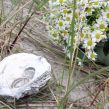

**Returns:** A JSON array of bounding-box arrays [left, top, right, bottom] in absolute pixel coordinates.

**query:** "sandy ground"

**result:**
[[0, 1, 108, 109]]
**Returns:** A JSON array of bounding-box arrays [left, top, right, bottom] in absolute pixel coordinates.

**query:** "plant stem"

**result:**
[[66, 0, 76, 94], [63, 0, 77, 108], [69, 0, 76, 68]]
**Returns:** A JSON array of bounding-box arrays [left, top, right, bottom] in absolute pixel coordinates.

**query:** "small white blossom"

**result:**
[[92, 30, 106, 42], [55, 19, 66, 30], [102, 11, 109, 22], [87, 51, 97, 61], [94, 18, 108, 31], [83, 38, 96, 50]]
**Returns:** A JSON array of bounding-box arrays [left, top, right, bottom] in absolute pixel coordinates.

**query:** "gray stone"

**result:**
[[0, 53, 51, 99]]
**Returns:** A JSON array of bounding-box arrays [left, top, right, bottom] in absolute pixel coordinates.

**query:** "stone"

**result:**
[[0, 53, 51, 99]]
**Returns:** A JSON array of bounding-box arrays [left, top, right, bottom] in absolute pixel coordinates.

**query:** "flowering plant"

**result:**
[[48, 0, 109, 63]]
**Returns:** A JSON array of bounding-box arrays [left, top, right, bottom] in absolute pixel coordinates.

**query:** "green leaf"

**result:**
[[95, 44, 109, 66]]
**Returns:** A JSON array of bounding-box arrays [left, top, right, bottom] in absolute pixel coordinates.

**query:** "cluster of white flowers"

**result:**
[[48, 0, 109, 61]]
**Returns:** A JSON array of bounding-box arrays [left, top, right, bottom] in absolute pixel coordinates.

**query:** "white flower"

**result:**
[[61, 30, 69, 40], [83, 38, 96, 50], [94, 17, 108, 31], [65, 13, 72, 22], [102, 11, 109, 22], [87, 51, 97, 61], [48, 29, 59, 40], [55, 19, 66, 30], [61, 8, 69, 16], [92, 30, 106, 42]]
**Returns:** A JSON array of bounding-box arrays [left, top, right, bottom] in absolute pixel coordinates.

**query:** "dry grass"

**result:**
[[1, 0, 109, 109]]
